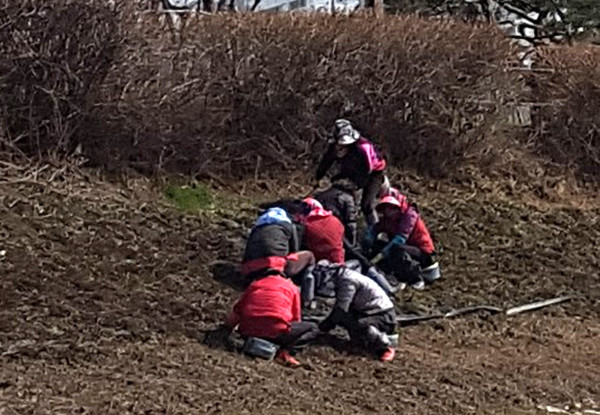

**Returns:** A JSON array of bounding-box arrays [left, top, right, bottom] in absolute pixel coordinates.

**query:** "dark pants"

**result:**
[[272, 321, 320, 352], [378, 244, 435, 284], [288, 251, 316, 307], [338, 308, 396, 352], [361, 171, 385, 226]]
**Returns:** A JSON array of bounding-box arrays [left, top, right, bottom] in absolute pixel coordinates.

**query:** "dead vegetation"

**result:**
[[81, 11, 522, 178], [1, 3, 600, 413], [1, 163, 599, 414], [0, 0, 121, 157], [525, 45, 600, 181], [1, 1, 600, 187]]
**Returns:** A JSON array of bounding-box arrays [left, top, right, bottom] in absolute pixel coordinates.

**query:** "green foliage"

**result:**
[[164, 183, 213, 213]]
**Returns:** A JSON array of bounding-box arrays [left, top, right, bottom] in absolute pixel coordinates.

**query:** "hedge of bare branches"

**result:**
[[0, 0, 121, 158], [526, 46, 600, 181], [8, 1, 600, 183], [83, 12, 522, 178]]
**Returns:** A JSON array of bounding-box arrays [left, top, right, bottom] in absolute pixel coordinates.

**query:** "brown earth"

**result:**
[[1, 164, 599, 414]]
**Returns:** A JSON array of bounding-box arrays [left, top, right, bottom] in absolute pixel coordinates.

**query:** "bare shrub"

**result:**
[[0, 5, 538, 180], [82, 13, 522, 177], [0, 0, 121, 158], [527, 45, 600, 181]]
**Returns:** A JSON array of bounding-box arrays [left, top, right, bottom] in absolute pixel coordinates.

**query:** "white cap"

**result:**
[[333, 119, 360, 145]]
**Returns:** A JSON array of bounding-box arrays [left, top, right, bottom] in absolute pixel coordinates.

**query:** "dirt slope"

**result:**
[[1, 165, 599, 414]]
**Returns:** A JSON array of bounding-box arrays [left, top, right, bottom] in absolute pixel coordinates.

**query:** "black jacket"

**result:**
[[314, 185, 357, 246], [242, 222, 300, 263], [316, 143, 372, 188]]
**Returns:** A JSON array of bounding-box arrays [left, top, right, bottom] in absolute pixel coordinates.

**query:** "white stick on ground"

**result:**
[[505, 296, 572, 316]]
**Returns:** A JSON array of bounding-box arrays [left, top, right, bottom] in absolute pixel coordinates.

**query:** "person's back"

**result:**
[[336, 267, 394, 314], [243, 222, 295, 262], [314, 181, 358, 246], [230, 274, 301, 339], [241, 208, 298, 277], [303, 213, 345, 264]]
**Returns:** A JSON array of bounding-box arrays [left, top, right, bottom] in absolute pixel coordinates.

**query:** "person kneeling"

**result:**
[[317, 261, 396, 362], [225, 272, 320, 368], [364, 194, 440, 290]]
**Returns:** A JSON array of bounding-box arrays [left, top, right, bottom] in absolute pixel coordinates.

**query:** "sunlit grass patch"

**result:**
[[164, 182, 213, 213]]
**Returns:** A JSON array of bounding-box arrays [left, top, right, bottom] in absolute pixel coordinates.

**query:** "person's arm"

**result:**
[[373, 208, 419, 263], [344, 238, 371, 270], [316, 144, 336, 181], [361, 224, 379, 256], [225, 295, 245, 328], [292, 285, 302, 322], [318, 307, 345, 332], [342, 194, 358, 246], [290, 222, 302, 253], [319, 277, 356, 332]]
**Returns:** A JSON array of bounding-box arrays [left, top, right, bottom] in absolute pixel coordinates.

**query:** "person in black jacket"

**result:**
[[315, 119, 387, 226], [241, 206, 316, 308], [314, 178, 358, 248]]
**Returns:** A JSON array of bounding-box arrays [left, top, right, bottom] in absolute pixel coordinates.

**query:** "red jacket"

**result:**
[[303, 215, 345, 264], [226, 274, 301, 339], [377, 206, 435, 254]]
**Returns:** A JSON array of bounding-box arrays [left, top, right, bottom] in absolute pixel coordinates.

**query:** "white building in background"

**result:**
[[161, 0, 359, 13], [251, 0, 359, 13]]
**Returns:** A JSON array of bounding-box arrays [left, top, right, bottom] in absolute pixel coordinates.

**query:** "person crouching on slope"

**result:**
[[297, 198, 345, 265], [364, 194, 439, 290], [317, 260, 397, 362], [241, 207, 316, 308], [225, 272, 320, 367]]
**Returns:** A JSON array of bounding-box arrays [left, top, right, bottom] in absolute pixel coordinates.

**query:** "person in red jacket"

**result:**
[[364, 194, 440, 290], [298, 198, 345, 264], [225, 273, 320, 367]]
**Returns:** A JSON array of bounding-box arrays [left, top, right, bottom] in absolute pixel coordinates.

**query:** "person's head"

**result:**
[[298, 197, 331, 222], [383, 186, 401, 199], [314, 259, 343, 286], [302, 196, 320, 210], [259, 199, 306, 217], [376, 195, 408, 221], [331, 119, 360, 157]]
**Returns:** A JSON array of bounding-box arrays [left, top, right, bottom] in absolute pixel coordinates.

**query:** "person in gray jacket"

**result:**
[[317, 261, 397, 362]]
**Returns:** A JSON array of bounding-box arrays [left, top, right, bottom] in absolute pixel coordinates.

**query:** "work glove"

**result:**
[[319, 307, 344, 333], [372, 235, 407, 264]]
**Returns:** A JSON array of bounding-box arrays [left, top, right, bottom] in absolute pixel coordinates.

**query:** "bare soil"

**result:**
[[1, 165, 599, 414]]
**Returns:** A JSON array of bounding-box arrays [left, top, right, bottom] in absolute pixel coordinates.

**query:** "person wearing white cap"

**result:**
[[315, 119, 388, 226]]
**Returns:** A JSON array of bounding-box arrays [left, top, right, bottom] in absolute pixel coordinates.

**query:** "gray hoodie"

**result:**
[[334, 267, 394, 314]]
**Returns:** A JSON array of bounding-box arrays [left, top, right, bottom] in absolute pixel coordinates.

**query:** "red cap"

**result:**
[[376, 194, 408, 212]]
